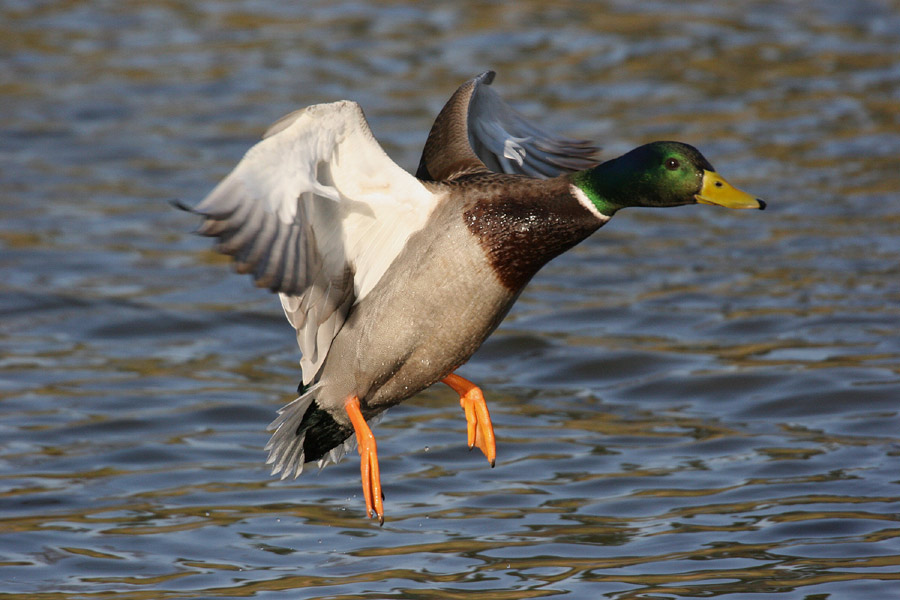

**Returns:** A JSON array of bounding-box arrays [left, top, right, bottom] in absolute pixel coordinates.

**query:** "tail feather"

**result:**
[[265, 386, 356, 479], [265, 392, 315, 479]]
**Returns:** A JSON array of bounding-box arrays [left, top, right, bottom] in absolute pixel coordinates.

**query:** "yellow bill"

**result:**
[[696, 170, 766, 210]]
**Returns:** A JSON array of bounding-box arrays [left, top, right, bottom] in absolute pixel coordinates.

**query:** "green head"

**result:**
[[572, 141, 765, 217]]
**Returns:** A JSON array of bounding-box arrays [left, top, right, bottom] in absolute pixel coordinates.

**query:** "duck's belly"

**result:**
[[314, 204, 518, 420]]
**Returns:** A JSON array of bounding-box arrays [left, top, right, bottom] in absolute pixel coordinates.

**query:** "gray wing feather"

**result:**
[[416, 71, 598, 182]]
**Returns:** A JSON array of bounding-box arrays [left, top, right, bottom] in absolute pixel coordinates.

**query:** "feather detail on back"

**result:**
[[187, 101, 441, 383], [416, 71, 599, 182]]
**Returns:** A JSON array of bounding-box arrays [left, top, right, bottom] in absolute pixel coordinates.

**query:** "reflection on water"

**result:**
[[2, 0, 900, 598]]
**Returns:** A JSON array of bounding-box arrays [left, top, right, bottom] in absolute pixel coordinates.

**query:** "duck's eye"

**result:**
[[665, 158, 680, 171]]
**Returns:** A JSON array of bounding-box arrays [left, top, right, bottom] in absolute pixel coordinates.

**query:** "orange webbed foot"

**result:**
[[345, 396, 384, 524], [442, 373, 496, 467]]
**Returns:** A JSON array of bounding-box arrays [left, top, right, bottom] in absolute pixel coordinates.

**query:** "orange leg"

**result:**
[[345, 396, 384, 524], [442, 373, 496, 467]]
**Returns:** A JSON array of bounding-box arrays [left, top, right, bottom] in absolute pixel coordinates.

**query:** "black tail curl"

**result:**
[[296, 399, 353, 463]]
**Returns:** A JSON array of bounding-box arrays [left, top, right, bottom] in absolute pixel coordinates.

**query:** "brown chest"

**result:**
[[463, 182, 602, 291]]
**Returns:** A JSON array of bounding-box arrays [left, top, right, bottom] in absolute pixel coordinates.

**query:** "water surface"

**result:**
[[2, 1, 900, 598]]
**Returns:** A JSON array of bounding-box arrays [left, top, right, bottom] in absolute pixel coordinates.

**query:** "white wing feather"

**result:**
[[192, 101, 439, 383]]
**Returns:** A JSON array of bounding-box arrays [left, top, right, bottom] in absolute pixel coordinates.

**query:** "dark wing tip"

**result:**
[[169, 198, 195, 213], [478, 70, 496, 85]]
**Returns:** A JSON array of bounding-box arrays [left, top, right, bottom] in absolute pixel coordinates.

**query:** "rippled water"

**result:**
[[3, 1, 900, 598]]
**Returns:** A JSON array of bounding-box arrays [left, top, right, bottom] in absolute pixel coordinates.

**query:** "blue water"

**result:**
[[2, 1, 900, 598]]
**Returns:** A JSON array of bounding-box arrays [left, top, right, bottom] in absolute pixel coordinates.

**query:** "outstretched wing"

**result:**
[[187, 101, 440, 383], [416, 71, 598, 182]]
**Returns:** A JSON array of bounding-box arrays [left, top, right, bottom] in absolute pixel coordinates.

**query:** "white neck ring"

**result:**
[[570, 184, 611, 223]]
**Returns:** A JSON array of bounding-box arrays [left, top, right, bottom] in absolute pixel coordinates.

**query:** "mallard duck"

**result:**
[[181, 71, 764, 524]]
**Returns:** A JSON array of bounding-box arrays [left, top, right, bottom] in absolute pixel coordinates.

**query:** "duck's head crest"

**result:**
[[574, 141, 765, 216]]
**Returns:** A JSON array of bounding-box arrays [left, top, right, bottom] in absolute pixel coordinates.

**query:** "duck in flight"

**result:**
[[181, 71, 765, 524]]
